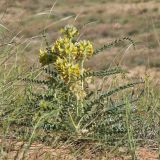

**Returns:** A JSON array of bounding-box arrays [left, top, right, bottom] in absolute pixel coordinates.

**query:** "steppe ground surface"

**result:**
[[0, 0, 160, 159]]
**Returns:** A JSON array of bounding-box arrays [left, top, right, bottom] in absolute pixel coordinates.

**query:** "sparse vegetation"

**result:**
[[0, 0, 159, 159]]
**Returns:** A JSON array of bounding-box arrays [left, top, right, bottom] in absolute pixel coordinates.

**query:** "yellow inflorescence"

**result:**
[[39, 25, 93, 100], [60, 24, 79, 38], [39, 49, 55, 66], [52, 37, 78, 59], [76, 40, 94, 60], [69, 81, 86, 101], [55, 57, 80, 82]]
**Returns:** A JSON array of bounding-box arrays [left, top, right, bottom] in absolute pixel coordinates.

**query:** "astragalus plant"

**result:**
[[5, 25, 144, 145]]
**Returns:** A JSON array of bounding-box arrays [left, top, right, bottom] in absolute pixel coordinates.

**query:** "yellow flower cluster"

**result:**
[[55, 57, 80, 82], [39, 49, 55, 66], [76, 40, 93, 60], [52, 37, 77, 59], [69, 81, 86, 101], [39, 25, 94, 100], [60, 24, 79, 38]]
